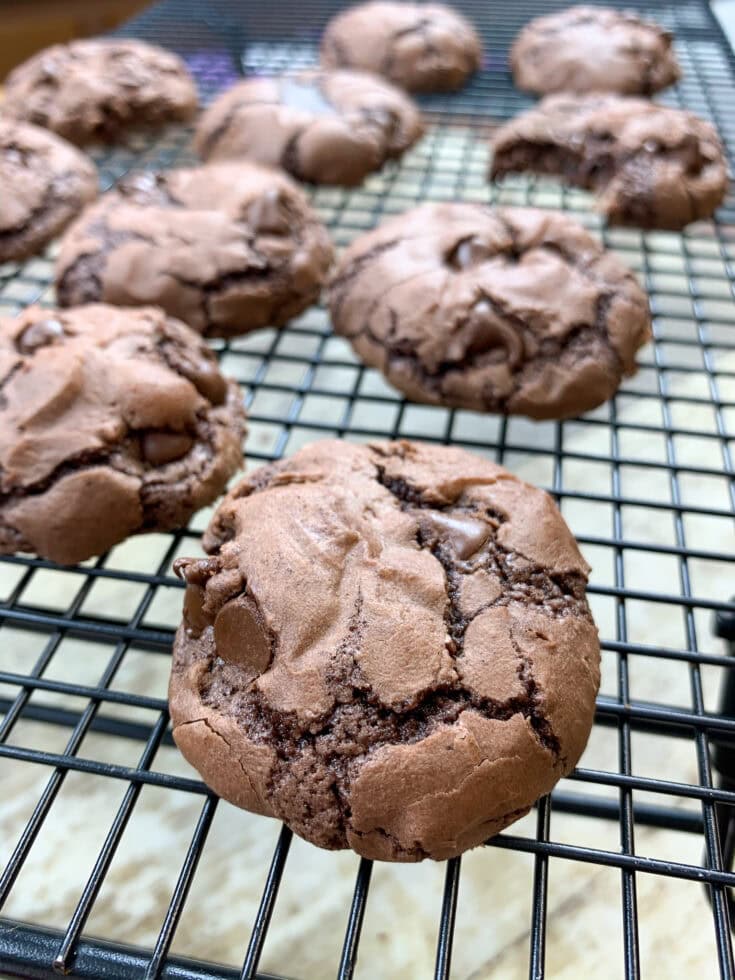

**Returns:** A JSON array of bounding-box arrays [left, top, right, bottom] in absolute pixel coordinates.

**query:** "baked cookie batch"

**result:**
[[0, 4, 727, 861]]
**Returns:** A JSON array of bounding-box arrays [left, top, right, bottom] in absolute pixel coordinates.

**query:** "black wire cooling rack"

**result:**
[[1, 0, 735, 977]]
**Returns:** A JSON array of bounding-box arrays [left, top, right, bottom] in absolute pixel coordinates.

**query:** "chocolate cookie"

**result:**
[[2, 39, 198, 145], [320, 1, 482, 93], [0, 119, 98, 264], [55, 163, 334, 337], [511, 6, 680, 96], [194, 70, 424, 186], [169, 439, 600, 861], [0, 305, 245, 565], [490, 94, 728, 229], [328, 204, 651, 419]]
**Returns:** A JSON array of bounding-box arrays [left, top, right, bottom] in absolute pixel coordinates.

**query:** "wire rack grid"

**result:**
[[0, 0, 734, 978]]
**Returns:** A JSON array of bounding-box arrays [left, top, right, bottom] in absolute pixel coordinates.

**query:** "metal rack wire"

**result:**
[[0, 0, 734, 977]]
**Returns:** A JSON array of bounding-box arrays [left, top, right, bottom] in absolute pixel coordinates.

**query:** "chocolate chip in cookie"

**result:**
[[0, 304, 245, 564], [490, 94, 728, 229], [194, 69, 424, 186], [328, 203, 651, 419], [55, 162, 334, 337]]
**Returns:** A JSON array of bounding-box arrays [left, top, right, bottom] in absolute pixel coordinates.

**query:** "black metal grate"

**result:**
[[1, 0, 735, 977]]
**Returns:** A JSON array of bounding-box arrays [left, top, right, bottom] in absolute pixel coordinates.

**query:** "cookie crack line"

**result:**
[[0, 414, 218, 507], [164, 250, 314, 337], [196, 93, 297, 161], [0, 361, 23, 403], [327, 231, 449, 322], [174, 715, 262, 802], [371, 456, 566, 758], [371, 456, 588, 612], [280, 126, 309, 182], [382, 17, 436, 78], [0, 446, 122, 502], [512, 632, 564, 764], [56, 219, 156, 303]]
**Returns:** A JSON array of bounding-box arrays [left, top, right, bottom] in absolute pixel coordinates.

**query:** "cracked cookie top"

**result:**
[[511, 5, 680, 96], [0, 119, 98, 264], [327, 203, 651, 419], [169, 439, 600, 861], [0, 304, 245, 564], [320, 1, 482, 93], [55, 162, 334, 337], [2, 39, 198, 145], [194, 70, 424, 186], [490, 94, 728, 230]]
